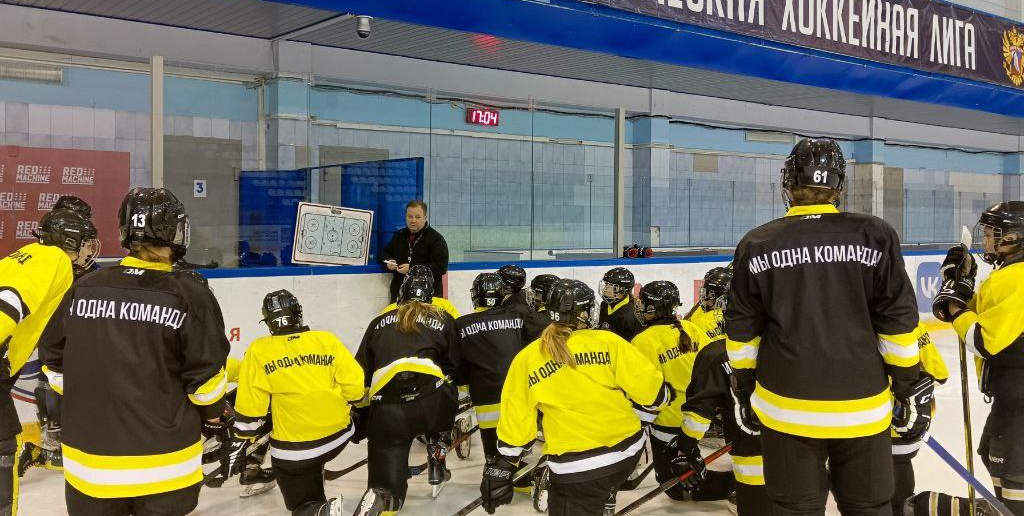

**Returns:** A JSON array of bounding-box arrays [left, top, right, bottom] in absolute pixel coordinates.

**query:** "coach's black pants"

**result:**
[[366, 383, 458, 508], [65, 482, 201, 516], [762, 427, 893, 516]]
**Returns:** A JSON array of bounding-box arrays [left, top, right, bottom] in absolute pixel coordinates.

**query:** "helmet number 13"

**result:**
[[131, 213, 146, 228]]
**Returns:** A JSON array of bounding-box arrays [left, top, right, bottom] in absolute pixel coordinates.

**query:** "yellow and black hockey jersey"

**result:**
[[496, 329, 670, 482], [452, 305, 528, 429], [680, 338, 763, 486], [631, 320, 705, 433], [39, 256, 230, 498], [356, 308, 458, 399], [233, 329, 365, 463], [726, 204, 920, 439], [687, 306, 725, 346], [598, 297, 644, 342], [953, 261, 1024, 399], [0, 243, 73, 380], [380, 297, 460, 319]]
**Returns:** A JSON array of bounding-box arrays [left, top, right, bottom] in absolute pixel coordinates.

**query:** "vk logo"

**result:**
[[916, 262, 941, 312]]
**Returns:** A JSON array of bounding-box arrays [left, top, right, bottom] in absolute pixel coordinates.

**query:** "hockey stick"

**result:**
[[619, 462, 655, 491], [612, 443, 732, 516], [323, 424, 480, 481], [924, 436, 1015, 516], [448, 456, 549, 516], [958, 225, 978, 515]]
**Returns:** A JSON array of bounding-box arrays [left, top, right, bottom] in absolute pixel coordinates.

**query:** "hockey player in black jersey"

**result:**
[[597, 267, 643, 342], [528, 274, 560, 313], [39, 188, 230, 516], [354, 273, 460, 515], [726, 139, 924, 516], [931, 201, 1024, 516], [454, 273, 528, 456], [499, 265, 548, 341]]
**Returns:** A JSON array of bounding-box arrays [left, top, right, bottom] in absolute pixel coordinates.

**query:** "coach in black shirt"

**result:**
[[381, 200, 449, 302]]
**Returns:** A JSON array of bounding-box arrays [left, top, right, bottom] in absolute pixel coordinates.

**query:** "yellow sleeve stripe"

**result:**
[[41, 365, 63, 395], [732, 455, 765, 486], [726, 335, 760, 370], [0, 288, 26, 323], [952, 311, 985, 356], [681, 411, 711, 440], [877, 334, 921, 368], [188, 368, 227, 406]]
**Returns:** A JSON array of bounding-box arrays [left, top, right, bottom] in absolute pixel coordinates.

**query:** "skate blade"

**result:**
[[239, 481, 277, 498], [431, 482, 447, 499]]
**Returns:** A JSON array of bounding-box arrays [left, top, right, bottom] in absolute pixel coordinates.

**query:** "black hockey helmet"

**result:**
[[599, 267, 634, 305], [529, 274, 560, 308], [261, 289, 304, 335], [975, 201, 1024, 267], [398, 273, 434, 304], [699, 266, 734, 311], [35, 209, 100, 269], [546, 279, 596, 329], [408, 264, 433, 281], [635, 281, 681, 321], [471, 272, 504, 309], [497, 264, 527, 294], [54, 195, 93, 218], [782, 138, 846, 207], [118, 188, 190, 261]]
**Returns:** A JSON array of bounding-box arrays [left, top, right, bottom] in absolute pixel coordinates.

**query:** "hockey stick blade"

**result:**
[[619, 462, 656, 491], [612, 443, 733, 516], [325, 425, 481, 481], [924, 436, 1015, 516], [449, 457, 548, 516], [961, 225, 973, 250]]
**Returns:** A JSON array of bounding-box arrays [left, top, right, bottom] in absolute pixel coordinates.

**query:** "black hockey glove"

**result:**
[[480, 455, 520, 514], [892, 376, 934, 442], [728, 369, 761, 436], [933, 245, 977, 322], [666, 435, 706, 489], [350, 405, 369, 445], [201, 419, 229, 442]]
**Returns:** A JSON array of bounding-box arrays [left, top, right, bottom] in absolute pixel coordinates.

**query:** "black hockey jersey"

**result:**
[[39, 256, 230, 498], [725, 204, 919, 439], [453, 306, 528, 429], [598, 297, 643, 342], [502, 294, 549, 343], [356, 308, 458, 399]]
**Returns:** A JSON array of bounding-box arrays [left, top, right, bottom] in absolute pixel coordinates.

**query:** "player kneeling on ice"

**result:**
[[220, 290, 365, 515], [630, 281, 724, 502], [353, 272, 460, 516], [480, 279, 673, 516], [40, 188, 229, 516], [927, 201, 1024, 516]]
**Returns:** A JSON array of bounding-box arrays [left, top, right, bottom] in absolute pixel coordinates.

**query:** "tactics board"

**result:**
[[291, 202, 374, 266]]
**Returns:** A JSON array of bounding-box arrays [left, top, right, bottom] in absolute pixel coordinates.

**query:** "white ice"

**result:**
[[19, 326, 993, 516]]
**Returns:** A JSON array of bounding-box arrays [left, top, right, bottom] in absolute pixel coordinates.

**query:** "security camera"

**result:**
[[355, 16, 372, 39]]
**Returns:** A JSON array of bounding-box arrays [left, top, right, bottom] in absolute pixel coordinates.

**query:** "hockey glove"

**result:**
[[350, 405, 369, 445], [932, 276, 975, 323], [666, 435, 706, 489], [892, 376, 934, 442], [729, 369, 761, 436], [220, 436, 250, 478], [480, 455, 520, 514], [940, 245, 977, 283]]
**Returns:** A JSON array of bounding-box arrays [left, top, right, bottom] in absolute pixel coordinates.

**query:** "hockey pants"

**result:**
[[65, 481, 201, 516], [366, 383, 458, 509], [979, 397, 1024, 515], [272, 439, 346, 516], [0, 381, 20, 516], [548, 453, 639, 516], [762, 427, 894, 516]]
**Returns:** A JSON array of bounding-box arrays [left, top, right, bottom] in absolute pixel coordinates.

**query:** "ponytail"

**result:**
[[397, 300, 444, 334], [540, 323, 577, 369], [673, 320, 697, 353]]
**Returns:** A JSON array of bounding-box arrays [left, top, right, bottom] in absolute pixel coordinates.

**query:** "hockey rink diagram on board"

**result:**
[[291, 202, 374, 266]]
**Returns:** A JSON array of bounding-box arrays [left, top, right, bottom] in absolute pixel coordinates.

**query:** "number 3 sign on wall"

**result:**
[[194, 179, 207, 198]]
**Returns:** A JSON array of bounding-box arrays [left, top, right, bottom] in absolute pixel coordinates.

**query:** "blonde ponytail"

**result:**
[[397, 300, 444, 334], [540, 323, 577, 369]]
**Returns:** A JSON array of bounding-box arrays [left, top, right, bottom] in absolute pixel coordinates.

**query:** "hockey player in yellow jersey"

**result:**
[[0, 208, 96, 514], [480, 279, 673, 516], [686, 266, 732, 345], [224, 289, 365, 516], [932, 201, 1024, 516], [380, 265, 460, 319], [630, 281, 720, 502], [40, 188, 229, 516], [354, 272, 460, 516]]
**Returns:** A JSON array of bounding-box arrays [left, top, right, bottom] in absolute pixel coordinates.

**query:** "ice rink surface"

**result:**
[[20, 326, 992, 516]]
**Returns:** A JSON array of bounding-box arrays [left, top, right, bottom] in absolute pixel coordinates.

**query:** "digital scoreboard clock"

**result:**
[[466, 107, 500, 127]]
